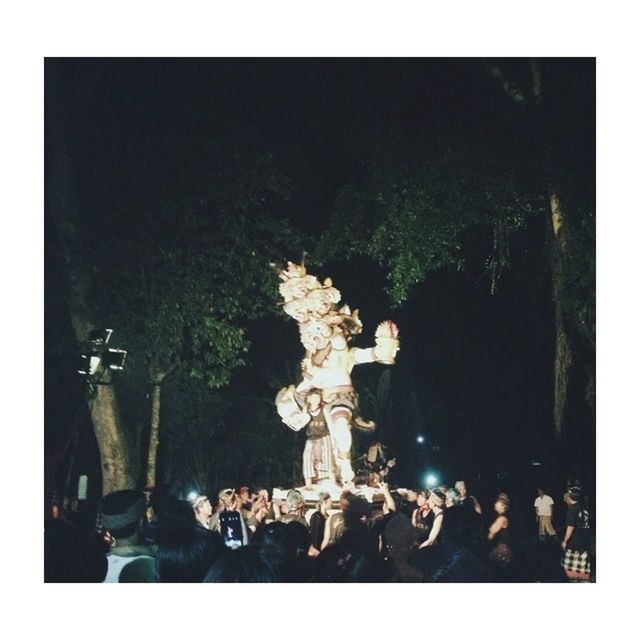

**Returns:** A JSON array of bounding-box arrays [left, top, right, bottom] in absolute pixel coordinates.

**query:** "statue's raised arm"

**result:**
[[274, 262, 399, 487]]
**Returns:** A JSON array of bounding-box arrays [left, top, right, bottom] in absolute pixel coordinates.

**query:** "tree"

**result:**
[[56, 161, 303, 493], [315, 59, 594, 441], [483, 58, 595, 439], [46, 61, 305, 494]]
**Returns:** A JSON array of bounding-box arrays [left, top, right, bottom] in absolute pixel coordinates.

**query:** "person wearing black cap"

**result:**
[[101, 489, 155, 582], [209, 488, 250, 549], [561, 486, 591, 582]]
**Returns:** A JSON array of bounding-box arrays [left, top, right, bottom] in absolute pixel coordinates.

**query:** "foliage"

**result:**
[[315, 132, 538, 305], [70, 152, 303, 391], [562, 206, 595, 350], [162, 371, 296, 492]]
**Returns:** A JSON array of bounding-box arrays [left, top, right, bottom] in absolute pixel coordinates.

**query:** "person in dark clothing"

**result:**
[[456, 480, 484, 549], [252, 520, 311, 581], [210, 488, 250, 548], [309, 492, 332, 555], [339, 494, 379, 556], [313, 540, 389, 582], [441, 487, 465, 547], [486, 493, 514, 578], [101, 489, 156, 583], [278, 488, 310, 529], [205, 544, 288, 583], [412, 490, 434, 544], [382, 512, 422, 582], [367, 482, 398, 548], [561, 486, 591, 582], [192, 494, 213, 530], [418, 488, 446, 548], [45, 518, 108, 582], [321, 491, 350, 550], [156, 526, 223, 582]]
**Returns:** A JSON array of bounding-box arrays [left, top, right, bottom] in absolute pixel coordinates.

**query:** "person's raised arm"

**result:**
[[272, 499, 282, 522], [419, 513, 442, 548], [351, 347, 377, 364], [380, 482, 396, 512], [239, 511, 250, 545]]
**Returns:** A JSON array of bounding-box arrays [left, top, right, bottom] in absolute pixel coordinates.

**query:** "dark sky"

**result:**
[[46, 58, 595, 489]]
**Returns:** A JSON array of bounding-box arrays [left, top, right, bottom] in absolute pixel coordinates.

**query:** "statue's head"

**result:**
[[299, 318, 332, 352]]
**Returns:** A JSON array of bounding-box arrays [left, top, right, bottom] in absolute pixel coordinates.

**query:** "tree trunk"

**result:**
[[548, 190, 572, 441], [145, 382, 162, 489], [484, 59, 592, 442], [50, 193, 141, 495], [145, 362, 177, 489], [47, 64, 140, 497], [90, 375, 139, 495]]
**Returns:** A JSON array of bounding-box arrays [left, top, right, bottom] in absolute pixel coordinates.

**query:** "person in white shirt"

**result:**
[[534, 487, 557, 540], [101, 489, 155, 583]]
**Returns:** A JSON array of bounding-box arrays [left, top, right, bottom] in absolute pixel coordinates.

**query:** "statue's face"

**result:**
[[300, 319, 332, 352]]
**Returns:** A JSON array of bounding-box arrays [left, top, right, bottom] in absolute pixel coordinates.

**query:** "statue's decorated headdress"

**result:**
[[277, 262, 363, 354]]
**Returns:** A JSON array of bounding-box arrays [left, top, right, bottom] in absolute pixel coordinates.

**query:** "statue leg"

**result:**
[[315, 436, 334, 484], [326, 406, 354, 483], [302, 439, 314, 488]]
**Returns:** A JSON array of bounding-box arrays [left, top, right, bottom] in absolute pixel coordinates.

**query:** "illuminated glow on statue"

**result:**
[[275, 262, 399, 487]]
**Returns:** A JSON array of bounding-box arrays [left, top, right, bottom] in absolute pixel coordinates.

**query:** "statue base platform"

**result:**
[[272, 483, 409, 506]]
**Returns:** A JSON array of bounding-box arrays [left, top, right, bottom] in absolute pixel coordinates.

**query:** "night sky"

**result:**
[[45, 58, 595, 499]]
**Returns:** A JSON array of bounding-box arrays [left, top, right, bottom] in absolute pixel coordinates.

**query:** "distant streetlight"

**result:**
[[425, 473, 438, 488], [416, 435, 425, 444]]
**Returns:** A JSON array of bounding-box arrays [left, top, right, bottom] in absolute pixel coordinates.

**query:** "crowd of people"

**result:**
[[44, 478, 594, 583]]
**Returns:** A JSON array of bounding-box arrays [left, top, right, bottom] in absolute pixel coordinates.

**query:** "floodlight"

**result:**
[[77, 330, 127, 383], [101, 348, 127, 371], [77, 355, 102, 376]]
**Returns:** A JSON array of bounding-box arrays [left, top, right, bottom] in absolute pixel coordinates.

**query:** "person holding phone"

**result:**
[[209, 488, 249, 549]]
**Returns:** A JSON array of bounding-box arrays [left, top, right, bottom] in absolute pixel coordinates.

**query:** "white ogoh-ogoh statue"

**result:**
[[275, 262, 399, 486]]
